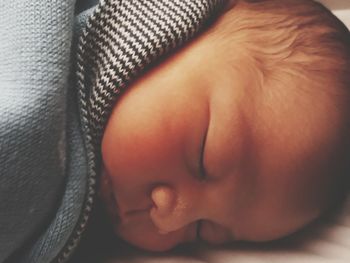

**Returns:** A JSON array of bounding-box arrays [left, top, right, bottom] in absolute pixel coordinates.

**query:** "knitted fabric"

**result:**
[[0, 1, 76, 262]]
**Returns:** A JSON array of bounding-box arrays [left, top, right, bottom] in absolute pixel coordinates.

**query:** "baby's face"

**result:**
[[100, 29, 345, 251]]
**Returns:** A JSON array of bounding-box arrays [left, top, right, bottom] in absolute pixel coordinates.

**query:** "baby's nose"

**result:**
[[151, 186, 177, 218], [150, 185, 201, 234]]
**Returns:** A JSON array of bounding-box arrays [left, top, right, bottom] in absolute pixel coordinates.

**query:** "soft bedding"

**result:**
[[72, 1, 350, 262]]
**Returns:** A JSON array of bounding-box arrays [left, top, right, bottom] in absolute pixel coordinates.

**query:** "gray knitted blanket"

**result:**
[[0, 0, 226, 262], [0, 0, 77, 262]]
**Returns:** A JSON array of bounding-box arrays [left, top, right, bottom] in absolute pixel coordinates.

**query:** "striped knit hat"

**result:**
[[77, 0, 227, 147]]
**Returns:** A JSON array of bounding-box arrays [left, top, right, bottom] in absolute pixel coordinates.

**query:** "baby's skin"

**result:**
[[99, 0, 349, 252]]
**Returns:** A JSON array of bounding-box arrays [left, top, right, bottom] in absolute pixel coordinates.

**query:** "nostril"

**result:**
[[150, 185, 195, 234], [151, 185, 177, 217]]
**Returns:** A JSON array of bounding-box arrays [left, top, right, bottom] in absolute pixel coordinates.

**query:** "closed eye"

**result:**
[[199, 125, 209, 179]]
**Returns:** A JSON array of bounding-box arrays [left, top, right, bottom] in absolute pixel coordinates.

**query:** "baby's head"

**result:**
[[99, 0, 350, 252]]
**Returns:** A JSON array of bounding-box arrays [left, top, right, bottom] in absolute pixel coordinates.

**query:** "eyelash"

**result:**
[[199, 131, 208, 180]]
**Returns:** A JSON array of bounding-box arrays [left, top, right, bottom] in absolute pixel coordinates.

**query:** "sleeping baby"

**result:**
[[97, 0, 350, 252]]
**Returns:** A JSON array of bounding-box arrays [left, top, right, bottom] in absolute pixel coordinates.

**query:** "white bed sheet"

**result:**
[[100, 1, 350, 262]]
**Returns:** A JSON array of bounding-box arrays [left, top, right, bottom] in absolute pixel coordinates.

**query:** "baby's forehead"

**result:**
[[119, 0, 348, 126]]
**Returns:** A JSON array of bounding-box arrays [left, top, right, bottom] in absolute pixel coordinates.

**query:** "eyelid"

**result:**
[[198, 98, 210, 180], [199, 123, 209, 179]]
